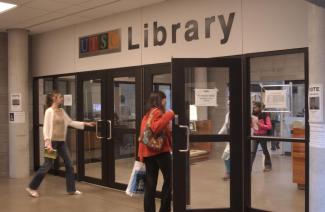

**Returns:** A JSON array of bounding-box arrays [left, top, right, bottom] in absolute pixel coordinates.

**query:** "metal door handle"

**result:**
[[107, 120, 112, 140], [179, 125, 190, 152], [96, 120, 104, 139]]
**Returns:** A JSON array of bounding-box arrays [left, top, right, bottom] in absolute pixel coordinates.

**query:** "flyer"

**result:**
[[195, 89, 218, 107], [309, 84, 323, 122], [10, 93, 22, 112]]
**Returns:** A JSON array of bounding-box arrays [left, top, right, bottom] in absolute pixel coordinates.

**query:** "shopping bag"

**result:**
[[126, 161, 146, 197]]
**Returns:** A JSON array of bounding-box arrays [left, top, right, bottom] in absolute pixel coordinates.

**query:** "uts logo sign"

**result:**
[[79, 12, 235, 58], [79, 29, 121, 58]]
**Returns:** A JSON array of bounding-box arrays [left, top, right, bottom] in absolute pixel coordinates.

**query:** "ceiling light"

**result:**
[[0, 2, 17, 14]]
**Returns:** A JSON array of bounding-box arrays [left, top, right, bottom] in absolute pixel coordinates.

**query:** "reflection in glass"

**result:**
[[113, 77, 137, 184], [153, 73, 172, 111], [84, 131, 102, 179], [83, 79, 101, 121], [185, 67, 229, 135], [38, 78, 53, 124], [250, 53, 306, 140], [114, 77, 136, 128], [251, 141, 305, 212], [187, 142, 230, 209], [115, 133, 136, 184], [56, 75, 76, 119], [250, 53, 306, 212], [182, 67, 230, 209], [83, 79, 102, 179]]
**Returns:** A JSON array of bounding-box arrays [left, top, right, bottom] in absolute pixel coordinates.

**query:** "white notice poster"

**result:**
[[189, 105, 198, 121], [195, 89, 218, 107], [264, 90, 287, 109], [64, 95, 73, 106], [309, 84, 323, 122], [10, 93, 22, 112]]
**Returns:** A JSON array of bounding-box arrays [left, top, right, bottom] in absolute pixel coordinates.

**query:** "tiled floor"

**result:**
[[0, 175, 144, 212], [0, 143, 305, 212]]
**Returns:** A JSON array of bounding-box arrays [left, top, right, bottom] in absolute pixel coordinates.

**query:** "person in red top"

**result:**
[[138, 91, 175, 212], [251, 101, 273, 172]]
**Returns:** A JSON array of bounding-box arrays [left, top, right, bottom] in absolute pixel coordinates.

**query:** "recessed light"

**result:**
[[0, 2, 17, 14]]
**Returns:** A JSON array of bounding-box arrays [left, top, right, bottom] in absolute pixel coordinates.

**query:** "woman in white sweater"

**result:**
[[26, 90, 95, 198]]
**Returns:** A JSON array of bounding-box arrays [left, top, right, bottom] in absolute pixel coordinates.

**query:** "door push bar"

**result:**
[[179, 125, 190, 153], [95, 120, 104, 139], [107, 120, 112, 140]]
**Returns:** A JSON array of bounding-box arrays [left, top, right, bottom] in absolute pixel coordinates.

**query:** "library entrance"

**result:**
[[33, 49, 308, 212]]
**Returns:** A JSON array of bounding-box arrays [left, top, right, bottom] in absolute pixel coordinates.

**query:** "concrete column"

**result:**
[[8, 29, 30, 178], [308, 3, 325, 212]]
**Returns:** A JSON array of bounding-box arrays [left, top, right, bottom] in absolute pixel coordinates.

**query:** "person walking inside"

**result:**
[[138, 91, 175, 212], [26, 90, 95, 197], [218, 112, 230, 180], [251, 101, 273, 172]]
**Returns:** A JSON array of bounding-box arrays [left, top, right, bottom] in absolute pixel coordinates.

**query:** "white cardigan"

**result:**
[[43, 107, 84, 141]]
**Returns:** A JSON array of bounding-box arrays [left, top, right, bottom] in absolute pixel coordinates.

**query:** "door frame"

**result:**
[[243, 48, 309, 212], [105, 66, 142, 190], [171, 57, 244, 212], [76, 70, 108, 186]]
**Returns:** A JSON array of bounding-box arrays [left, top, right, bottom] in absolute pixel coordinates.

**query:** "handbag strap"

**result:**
[[138, 108, 160, 142]]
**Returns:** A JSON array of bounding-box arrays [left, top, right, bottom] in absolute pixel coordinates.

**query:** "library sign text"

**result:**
[[79, 12, 235, 58]]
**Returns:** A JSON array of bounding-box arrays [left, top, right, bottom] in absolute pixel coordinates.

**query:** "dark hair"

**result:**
[[145, 91, 167, 113], [46, 90, 61, 108]]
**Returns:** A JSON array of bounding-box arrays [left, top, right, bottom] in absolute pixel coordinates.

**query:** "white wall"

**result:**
[[32, 0, 308, 77]]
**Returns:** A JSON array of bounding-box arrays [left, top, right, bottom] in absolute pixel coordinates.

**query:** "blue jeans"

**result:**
[[224, 159, 230, 174], [29, 141, 76, 193]]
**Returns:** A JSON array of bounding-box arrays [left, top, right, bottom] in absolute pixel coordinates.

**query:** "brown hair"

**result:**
[[46, 90, 61, 108], [145, 91, 167, 113]]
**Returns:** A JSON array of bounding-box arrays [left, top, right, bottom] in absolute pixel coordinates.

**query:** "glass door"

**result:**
[[106, 68, 141, 189], [172, 58, 243, 212], [77, 71, 107, 185]]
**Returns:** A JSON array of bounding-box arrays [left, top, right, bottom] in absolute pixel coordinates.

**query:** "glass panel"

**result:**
[[251, 140, 305, 212], [83, 79, 102, 121], [114, 77, 136, 128], [250, 53, 306, 140], [187, 142, 230, 209], [55, 75, 76, 119], [84, 131, 102, 179], [113, 77, 136, 184], [153, 73, 171, 111], [83, 79, 102, 179], [38, 78, 53, 124], [114, 132, 136, 184], [185, 67, 229, 135]]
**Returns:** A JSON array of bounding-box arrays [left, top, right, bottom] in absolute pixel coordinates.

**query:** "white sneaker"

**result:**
[[68, 190, 82, 195], [26, 187, 39, 198]]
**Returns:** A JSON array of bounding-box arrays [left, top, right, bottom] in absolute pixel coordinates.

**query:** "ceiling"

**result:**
[[0, 0, 166, 34]]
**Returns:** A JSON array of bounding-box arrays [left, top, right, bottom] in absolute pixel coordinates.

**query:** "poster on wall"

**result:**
[[264, 90, 287, 109], [195, 89, 218, 107], [10, 93, 22, 112], [309, 84, 323, 122], [64, 95, 73, 106]]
